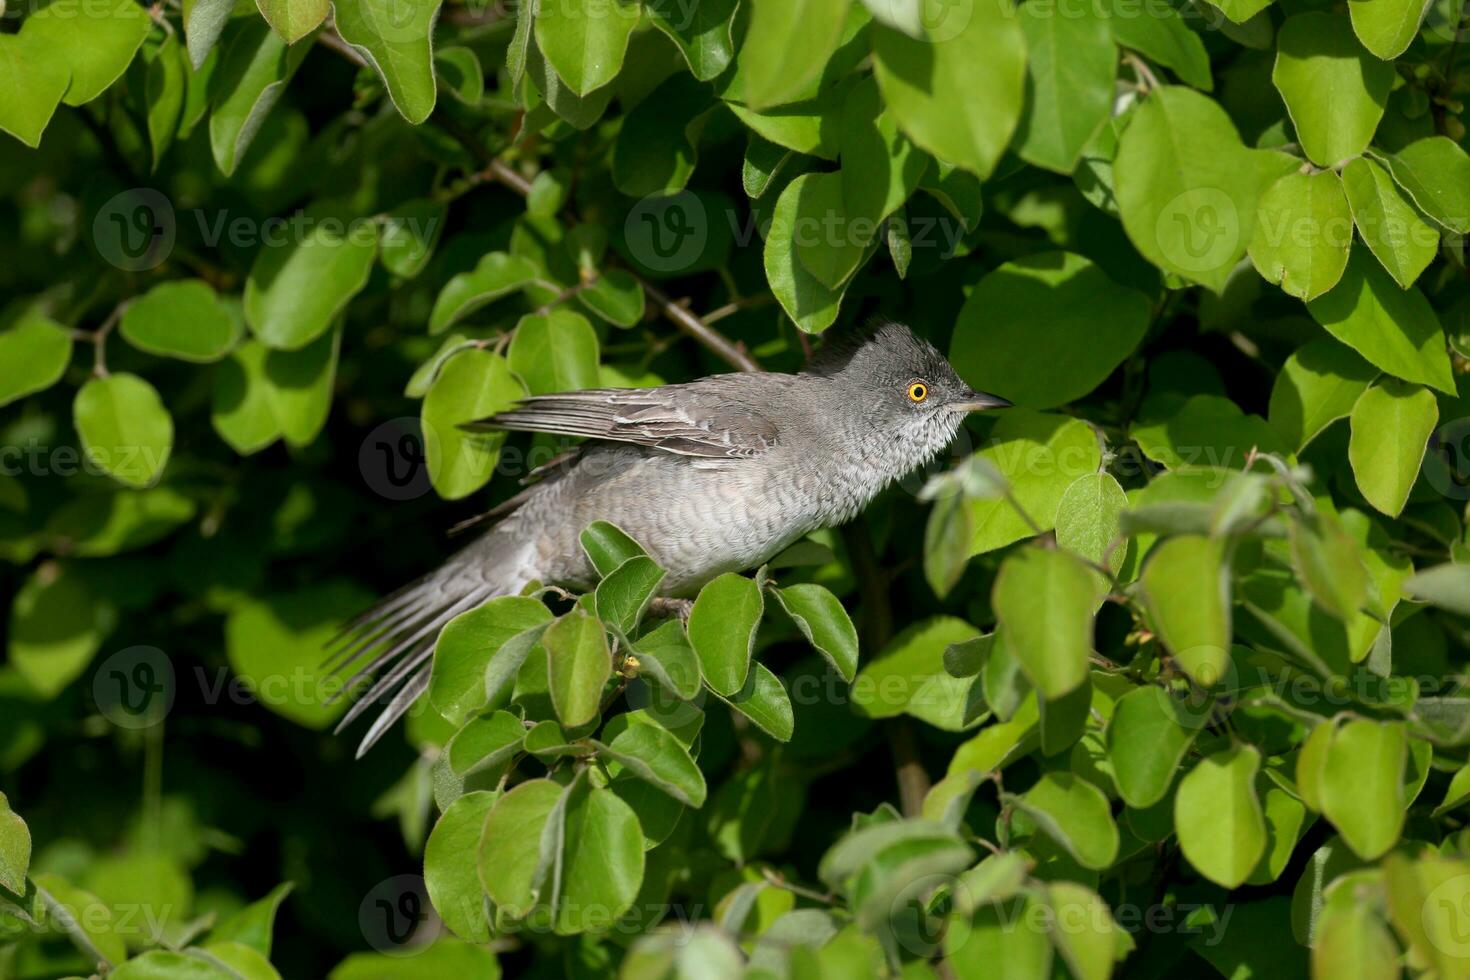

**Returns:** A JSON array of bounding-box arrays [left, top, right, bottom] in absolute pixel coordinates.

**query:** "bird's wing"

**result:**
[[464, 378, 781, 459]]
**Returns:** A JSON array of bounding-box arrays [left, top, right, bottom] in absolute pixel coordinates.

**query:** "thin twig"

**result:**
[[317, 27, 367, 67], [1121, 50, 1161, 92]]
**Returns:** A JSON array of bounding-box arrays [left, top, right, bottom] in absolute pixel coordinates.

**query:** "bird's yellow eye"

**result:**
[[907, 381, 928, 403]]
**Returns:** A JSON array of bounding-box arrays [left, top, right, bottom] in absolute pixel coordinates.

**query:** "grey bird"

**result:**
[[330, 320, 1010, 755]]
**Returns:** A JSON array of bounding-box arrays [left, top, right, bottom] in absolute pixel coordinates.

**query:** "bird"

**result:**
[[328, 320, 1011, 755]]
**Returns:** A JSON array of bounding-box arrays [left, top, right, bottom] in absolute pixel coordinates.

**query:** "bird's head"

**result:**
[[809, 320, 1010, 450]]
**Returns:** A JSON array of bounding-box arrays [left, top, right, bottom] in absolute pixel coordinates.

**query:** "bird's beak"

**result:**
[[948, 389, 1012, 412]]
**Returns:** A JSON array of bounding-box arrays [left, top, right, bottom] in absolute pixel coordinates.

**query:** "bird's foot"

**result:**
[[648, 597, 694, 624]]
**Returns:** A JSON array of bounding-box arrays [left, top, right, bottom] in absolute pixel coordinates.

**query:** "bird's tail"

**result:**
[[325, 532, 525, 757]]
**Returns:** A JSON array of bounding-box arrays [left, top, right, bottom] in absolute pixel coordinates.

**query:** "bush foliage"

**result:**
[[4, 0, 1470, 977]]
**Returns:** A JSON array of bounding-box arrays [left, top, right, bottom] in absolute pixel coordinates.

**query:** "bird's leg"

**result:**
[[648, 597, 694, 624]]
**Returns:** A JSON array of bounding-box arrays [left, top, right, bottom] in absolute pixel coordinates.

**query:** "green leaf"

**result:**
[[445, 710, 525, 778], [992, 548, 1097, 700], [924, 483, 974, 598], [554, 782, 644, 934], [852, 617, 985, 731], [121, 280, 242, 363], [688, 573, 764, 696], [0, 792, 30, 895], [1175, 746, 1267, 888], [25, 0, 151, 107], [145, 35, 188, 170], [1322, 719, 1406, 859], [209, 20, 312, 176], [839, 75, 927, 225], [209, 882, 293, 956], [1249, 170, 1354, 301], [594, 718, 707, 806], [185, 0, 235, 69], [1015, 772, 1120, 870], [1406, 563, 1470, 617], [0, 29, 69, 147], [478, 778, 561, 916], [263, 326, 340, 448], [0, 312, 71, 407], [1140, 535, 1231, 687], [1107, 0, 1212, 91], [1055, 473, 1128, 583], [1289, 515, 1370, 620], [533, 0, 639, 96], [1201, 0, 1272, 23], [1340, 156, 1438, 289], [1248, 783, 1310, 886], [577, 270, 645, 327], [1306, 246, 1454, 394], [507, 310, 601, 395], [334, 0, 443, 124], [74, 373, 174, 489], [212, 340, 283, 454], [969, 411, 1102, 555], [34, 873, 127, 969], [328, 938, 499, 978], [1273, 13, 1393, 168], [946, 896, 1054, 980], [594, 556, 665, 636], [256, 0, 328, 43], [525, 37, 616, 130], [794, 171, 872, 290], [629, 621, 701, 701], [1108, 685, 1199, 808], [1113, 86, 1262, 292], [646, 0, 738, 80], [9, 564, 115, 700], [1014, 0, 1114, 173], [951, 251, 1152, 409], [544, 610, 610, 729], [765, 174, 860, 332], [244, 210, 377, 350], [424, 790, 496, 942], [1268, 337, 1377, 452], [580, 521, 647, 577], [1380, 136, 1470, 235], [1313, 901, 1400, 980], [380, 199, 447, 279], [735, 0, 850, 111], [1348, 379, 1438, 517], [421, 349, 523, 500], [613, 72, 710, 199], [770, 583, 859, 683], [1350, 0, 1433, 61], [429, 252, 538, 334], [872, 0, 1026, 179], [225, 584, 369, 729], [715, 663, 794, 741]]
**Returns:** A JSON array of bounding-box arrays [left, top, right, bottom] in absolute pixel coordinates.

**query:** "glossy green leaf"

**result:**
[[839, 75, 928, 225], [335, 0, 443, 124], [770, 583, 859, 683], [1348, 379, 1438, 517], [445, 711, 525, 778], [478, 778, 561, 916], [968, 411, 1103, 555], [1308, 245, 1454, 394], [25, 0, 151, 107], [263, 325, 340, 448], [577, 270, 645, 327], [1273, 13, 1393, 168], [544, 610, 611, 729], [992, 548, 1097, 700], [736, 0, 850, 110], [945, 896, 1053, 980], [594, 718, 707, 806], [244, 213, 376, 350], [1322, 719, 1406, 859], [209, 20, 312, 176], [715, 663, 794, 741], [1340, 156, 1438, 289], [145, 35, 188, 170], [1055, 473, 1128, 582], [1175, 746, 1267, 888], [0, 29, 69, 147], [380, 199, 447, 280], [212, 340, 282, 454], [421, 349, 523, 500], [424, 790, 497, 942], [872, 0, 1026, 179], [1313, 900, 1400, 980], [1268, 337, 1377, 452], [9, 565, 114, 700], [507, 310, 601, 395], [210, 882, 293, 956], [534, 0, 640, 96], [256, 0, 328, 43], [1140, 535, 1231, 687], [1380, 136, 1470, 235], [1249, 170, 1354, 301], [0, 792, 30, 895], [951, 251, 1151, 409], [0, 312, 71, 407], [1288, 515, 1370, 619], [629, 620, 702, 701], [429, 252, 538, 334], [1108, 0, 1211, 90], [74, 373, 175, 488], [688, 573, 764, 696], [646, 0, 738, 80], [121, 280, 242, 363], [580, 521, 647, 578], [1014, 0, 1114, 173], [34, 873, 127, 969], [1108, 685, 1199, 808], [1406, 563, 1470, 618], [1016, 772, 1120, 870], [594, 556, 666, 636]]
